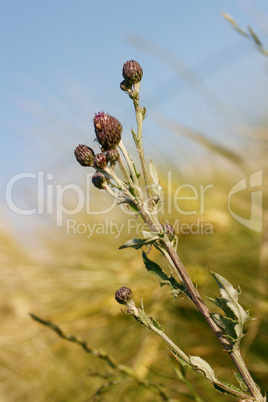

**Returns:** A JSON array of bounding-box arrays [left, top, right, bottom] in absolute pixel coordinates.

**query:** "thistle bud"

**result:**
[[163, 224, 176, 241], [115, 287, 133, 305], [93, 153, 107, 169], [92, 171, 107, 189], [120, 79, 132, 92], [106, 148, 119, 165], [128, 90, 139, 100], [74, 144, 95, 167], [122, 60, 143, 85], [94, 112, 122, 151]]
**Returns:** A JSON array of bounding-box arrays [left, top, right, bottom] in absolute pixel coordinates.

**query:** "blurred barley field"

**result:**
[[1, 127, 268, 401]]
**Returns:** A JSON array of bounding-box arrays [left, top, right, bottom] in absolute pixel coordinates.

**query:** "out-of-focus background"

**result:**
[[1, 1, 268, 401]]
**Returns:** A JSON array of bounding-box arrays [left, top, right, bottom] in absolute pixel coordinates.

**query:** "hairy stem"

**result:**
[[117, 154, 132, 183], [132, 84, 151, 199], [118, 140, 140, 189], [128, 302, 251, 400]]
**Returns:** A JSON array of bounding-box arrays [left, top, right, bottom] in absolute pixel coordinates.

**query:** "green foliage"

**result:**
[[208, 273, 251, 350], [142, 251, 186, 296], [189, 355, 216, 383]]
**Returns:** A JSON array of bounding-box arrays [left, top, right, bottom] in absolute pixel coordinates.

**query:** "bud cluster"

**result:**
[[74, 109, 124, 190]]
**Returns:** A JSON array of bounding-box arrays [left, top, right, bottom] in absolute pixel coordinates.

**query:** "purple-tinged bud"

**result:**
[[94, 112, 122, 151], [92, 171, 107, 189], [122, 60, 143, 85], [74, 144, 95, 167], [106, 148, 119, 165], [93, 153, 107, 169], [162, 224, 176, 241], [115, 287, 133, 305], [120, 79, 132, 92]]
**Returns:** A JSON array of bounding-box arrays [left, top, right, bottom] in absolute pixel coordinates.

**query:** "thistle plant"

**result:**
[[75, 60, 266, 401], [32, 60, 266, 401]]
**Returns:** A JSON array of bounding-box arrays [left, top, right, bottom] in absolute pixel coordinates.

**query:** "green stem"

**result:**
[[230, 348, 265, 401], [118, 140, 139, 187], [127, 302, 251, 401], [102, 166, 126, 189], [117, 154, 132, 183], [161, 239, 265, 401], [132, 84, 151, 199]]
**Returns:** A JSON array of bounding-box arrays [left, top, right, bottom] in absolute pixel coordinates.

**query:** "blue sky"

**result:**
[[1, 0, 268, 237]]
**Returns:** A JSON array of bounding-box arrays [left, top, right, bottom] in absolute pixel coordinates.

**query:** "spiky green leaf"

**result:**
[[211, 272, 250, 349], [142, 251, 185, 295], [211, 313, 237, 341], [189, 355, 216, 383], [119, 236, 158, 250]]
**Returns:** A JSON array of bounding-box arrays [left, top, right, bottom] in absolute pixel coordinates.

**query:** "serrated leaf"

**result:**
[[212, 313, 237, 341], [142, 230, 162, 241], [189, 355, 216, 382], [119, 237, 153, 250], [211, 272, 250, 349], [142, 251, 185, 295], [208, 296, 236, 321]]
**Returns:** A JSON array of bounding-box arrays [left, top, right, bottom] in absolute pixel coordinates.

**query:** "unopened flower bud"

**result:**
[[129, 90, 139, 100], [94, 112, 122, 151], [163, 224, 176, 241], [122, 60, 143, 85], [120, 79, 132, 92], [115, 287, 133, 305], [74, 144, 95, 167], [106, 148, 119, 165], [92, 171, 107, 189], [93, 153, 107, 169]]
